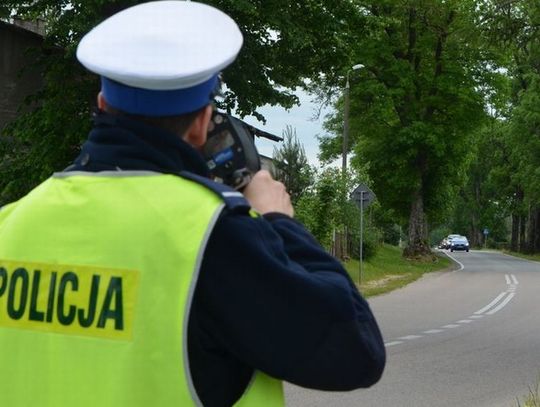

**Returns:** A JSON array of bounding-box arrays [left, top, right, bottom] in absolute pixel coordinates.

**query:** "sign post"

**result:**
[[351, 184, 376, 285], [483, 228, 489, 249]]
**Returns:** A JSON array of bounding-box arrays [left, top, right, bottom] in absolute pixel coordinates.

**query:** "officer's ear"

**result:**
[[183, 104, 213, 148]]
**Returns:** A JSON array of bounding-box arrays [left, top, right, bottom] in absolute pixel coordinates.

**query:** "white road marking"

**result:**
[[486, 293, 515, 315], [398, 335, 423, 340], [385, 254, 519, 348], [423, 329, 444, 334], [474, 292, 507, 314], [442, 251, 464, 271]]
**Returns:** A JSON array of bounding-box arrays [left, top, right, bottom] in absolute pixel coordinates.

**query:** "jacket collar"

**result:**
[[69, 111, 211, 177]]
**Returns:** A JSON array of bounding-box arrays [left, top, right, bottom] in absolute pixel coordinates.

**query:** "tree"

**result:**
[[320, 0, 497, 257], [1, 0, 363, 204], [295, 169, 340, 248], [294, 166, 380, 260], [449, 120, 513, 247], [271, 125, 314, 205], [295, 168, 348, 247], [479, 0, 540, 252]]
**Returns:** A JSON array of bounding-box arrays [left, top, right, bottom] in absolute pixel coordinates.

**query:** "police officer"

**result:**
[[0, 1, 385, 406]]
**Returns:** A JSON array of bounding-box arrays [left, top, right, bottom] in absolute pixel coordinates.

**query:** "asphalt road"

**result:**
[[285, 250, 540, 407]]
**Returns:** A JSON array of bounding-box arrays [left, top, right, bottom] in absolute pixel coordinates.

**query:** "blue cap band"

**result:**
[[101, 75, 219, 116]]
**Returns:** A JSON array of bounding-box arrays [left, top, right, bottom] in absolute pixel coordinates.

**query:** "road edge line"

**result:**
[[440, 250, 465, 272]]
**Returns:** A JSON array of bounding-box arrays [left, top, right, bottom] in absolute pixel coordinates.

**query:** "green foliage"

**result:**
[[0, 41, 95, 205], [294, 166, 381, 259], [360, 203, 405, 247], [295, 168, 345, 247], [446, 120, 513, 246], [347, 221, 381, 260], [1, 0, 361, 204], [7, 0, 540, 254], [445, 0, 540, 253], [271, 126, 314, 205], [1, 0, 362, 118], [429, 226, 451, 247], [319, 0, 496, 255], [295, 168, 351, 242], [510, 75, 540, 201]]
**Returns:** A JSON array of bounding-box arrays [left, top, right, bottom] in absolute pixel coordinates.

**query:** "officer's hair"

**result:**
[[103, 104, 204, 139]]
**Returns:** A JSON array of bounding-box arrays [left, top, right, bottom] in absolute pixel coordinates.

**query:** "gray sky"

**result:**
[[241, 89, 334, 167]]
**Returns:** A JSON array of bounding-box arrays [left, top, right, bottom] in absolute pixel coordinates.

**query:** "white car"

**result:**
[[445, 234, 462, 249]]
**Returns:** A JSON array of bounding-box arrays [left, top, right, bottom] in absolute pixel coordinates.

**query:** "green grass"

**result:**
[[503, 250, 540, 263], [515, 378, 540, 407], [343, 244, 453, 297]]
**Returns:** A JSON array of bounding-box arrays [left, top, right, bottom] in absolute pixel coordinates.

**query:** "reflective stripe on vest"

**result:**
[[0, 171, 283, 406]]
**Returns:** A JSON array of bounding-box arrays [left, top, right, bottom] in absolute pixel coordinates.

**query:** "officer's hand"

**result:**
[[243, 170, 294, 217]]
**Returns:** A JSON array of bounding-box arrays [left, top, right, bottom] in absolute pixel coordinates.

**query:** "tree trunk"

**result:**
[[532, 207, 540, 253], [403, 190, 431, 257], [511, 188, 524, 252], [524, 204, 538, 254], [470, 211, 481, 247], [519, 214, 527, 253], [472, 176, 482, 247], [533, 208, 540, 253], [511, 213, 520, 252]]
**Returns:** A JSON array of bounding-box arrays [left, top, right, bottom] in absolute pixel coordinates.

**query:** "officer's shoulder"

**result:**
[[179, 171, 251, 214]]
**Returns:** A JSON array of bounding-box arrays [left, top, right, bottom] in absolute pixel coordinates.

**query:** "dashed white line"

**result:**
[[398, 335, 423, 340], [385, 262, 519, 348], [486, 293, 515, 315], [474, 292, 507, 314], [423, 329, 444, 334]]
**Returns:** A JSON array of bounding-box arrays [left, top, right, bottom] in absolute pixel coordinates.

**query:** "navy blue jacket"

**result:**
[[68, 112, 385, 407]]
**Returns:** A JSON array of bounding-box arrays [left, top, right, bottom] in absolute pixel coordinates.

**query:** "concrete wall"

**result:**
[[0, 20, 44, 135]]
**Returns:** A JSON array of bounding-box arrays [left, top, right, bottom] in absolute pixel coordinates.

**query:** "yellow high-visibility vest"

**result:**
[[0, 171, 283, 406]]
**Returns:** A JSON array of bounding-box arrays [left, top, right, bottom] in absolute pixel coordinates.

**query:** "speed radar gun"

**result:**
[[202, 111, 262, 190]]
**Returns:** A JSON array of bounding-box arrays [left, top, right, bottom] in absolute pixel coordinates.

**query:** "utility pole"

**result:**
[[351, 184, 375, 285], [341, 64, 364, 176], [342, 77, 350, 175]]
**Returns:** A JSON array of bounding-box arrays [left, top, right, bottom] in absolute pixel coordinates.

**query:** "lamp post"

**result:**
[[342, 63, 364, 175]]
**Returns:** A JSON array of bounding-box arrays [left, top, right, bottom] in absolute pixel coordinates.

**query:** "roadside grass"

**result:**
[[343, 244, 453, 297], [503, 250, 540, 263], [515, 378, 540, 407]]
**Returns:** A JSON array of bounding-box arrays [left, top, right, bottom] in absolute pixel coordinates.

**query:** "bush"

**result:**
[[348, 224, 381, 260], [381, 224, 401, 246]]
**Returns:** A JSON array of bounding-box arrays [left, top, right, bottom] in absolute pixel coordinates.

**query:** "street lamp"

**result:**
[[342, 63, 364, 175]]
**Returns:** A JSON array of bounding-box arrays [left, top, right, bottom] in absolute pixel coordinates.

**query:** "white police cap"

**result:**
[[76, 1, 243, 116]]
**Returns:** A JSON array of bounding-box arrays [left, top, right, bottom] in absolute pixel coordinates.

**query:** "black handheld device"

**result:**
[[202, 111, 261, 190]]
